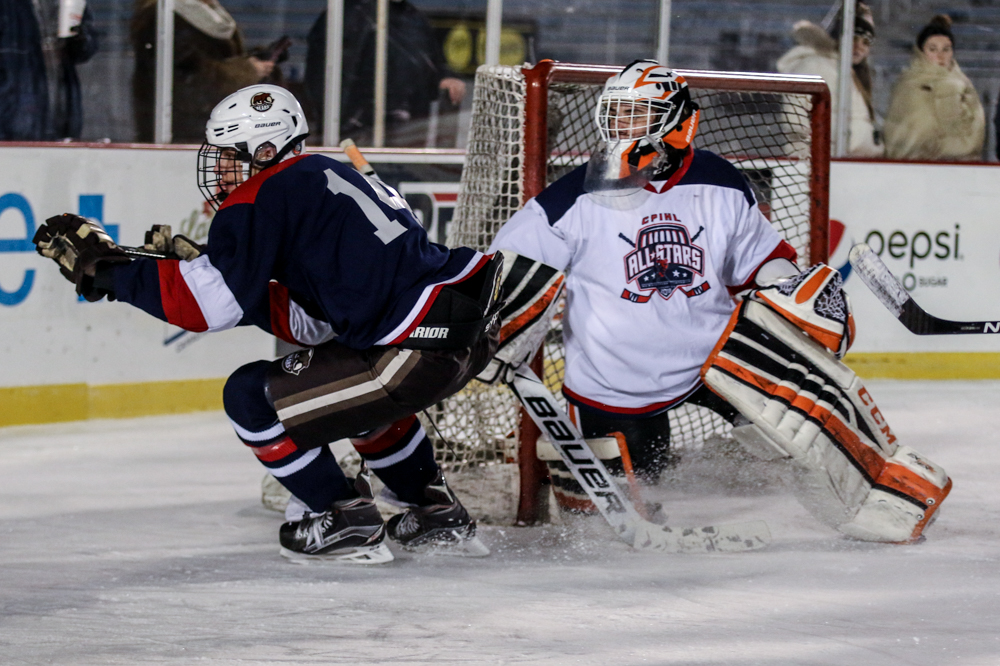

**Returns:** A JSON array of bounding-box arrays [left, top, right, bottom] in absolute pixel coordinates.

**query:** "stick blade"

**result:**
[[632, 519, 771, 553], [848, 243, 909, 316]]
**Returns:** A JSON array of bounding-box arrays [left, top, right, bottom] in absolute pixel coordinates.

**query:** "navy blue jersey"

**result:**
[[112, 154, 484, 349]]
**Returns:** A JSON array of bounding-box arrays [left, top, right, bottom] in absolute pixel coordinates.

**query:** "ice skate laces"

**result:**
[[302, 511, 338, 551]]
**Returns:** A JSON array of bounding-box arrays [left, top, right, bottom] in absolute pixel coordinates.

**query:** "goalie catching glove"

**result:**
[[749, 263, 855, 359], [702, 297, 951, 543], [33, 213, 131, 301]]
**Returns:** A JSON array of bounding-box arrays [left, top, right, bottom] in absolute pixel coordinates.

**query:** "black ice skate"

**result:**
[[279, 465, 393, 564], [385, 472, 490, 557]]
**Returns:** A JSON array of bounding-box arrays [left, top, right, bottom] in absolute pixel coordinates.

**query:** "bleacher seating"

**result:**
[[70, 0, 1000, 155]]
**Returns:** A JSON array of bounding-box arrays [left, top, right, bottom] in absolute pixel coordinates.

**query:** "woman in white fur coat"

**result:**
[[884, 15, 984, 161], [777, 2, 883, 157]]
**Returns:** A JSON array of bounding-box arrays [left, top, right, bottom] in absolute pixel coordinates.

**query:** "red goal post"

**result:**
[[433, 61, 831, 525]]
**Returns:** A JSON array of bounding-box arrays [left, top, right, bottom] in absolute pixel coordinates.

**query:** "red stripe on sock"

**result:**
[[353, 415, 418, 454], [249, 436, 298, 462]]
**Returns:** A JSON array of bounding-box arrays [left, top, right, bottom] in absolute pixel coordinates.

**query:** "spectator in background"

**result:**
[[131, 0, 283, 143], [884, 15, 984, 161], [777, 1, 883, 157], [0, 0, 98, 140], [305, 0, 466, 147]]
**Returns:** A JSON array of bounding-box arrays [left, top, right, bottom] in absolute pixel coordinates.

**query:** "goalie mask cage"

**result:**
[[426, 60, 831, 524]]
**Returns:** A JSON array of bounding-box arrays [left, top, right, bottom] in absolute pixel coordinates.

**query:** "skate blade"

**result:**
[[402, 532, 491, 558], [279, 543, 394, 565]]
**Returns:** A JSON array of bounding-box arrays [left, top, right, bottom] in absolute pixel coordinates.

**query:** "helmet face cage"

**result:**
[[596, 95, 675, 144], [197, 143, 252, 210], [585, 62, 700, 195], [197, 141, 286, 209], [594, 61, 697, 159]]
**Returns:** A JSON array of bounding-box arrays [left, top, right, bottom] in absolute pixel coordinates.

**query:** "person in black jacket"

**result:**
[[305, 0, 465, 146], [0, 0, 98, 140]]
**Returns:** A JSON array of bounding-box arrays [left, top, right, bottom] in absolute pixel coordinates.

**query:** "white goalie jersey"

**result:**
[[490, 148, 796, 414]]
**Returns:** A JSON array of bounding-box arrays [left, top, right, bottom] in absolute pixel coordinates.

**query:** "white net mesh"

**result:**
[[424, 64, 820, 522]]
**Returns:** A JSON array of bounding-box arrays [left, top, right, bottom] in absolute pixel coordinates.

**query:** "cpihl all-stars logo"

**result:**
[[622, 222, 708, 302]]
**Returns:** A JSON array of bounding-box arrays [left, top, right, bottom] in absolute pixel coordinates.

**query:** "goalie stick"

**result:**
[[849, 243, 1000, 335], [509, 364, 771, 553]]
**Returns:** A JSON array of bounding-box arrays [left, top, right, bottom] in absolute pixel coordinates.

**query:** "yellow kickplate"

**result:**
[[844, 352, 1000, 380], [0, 378, 226, 427]]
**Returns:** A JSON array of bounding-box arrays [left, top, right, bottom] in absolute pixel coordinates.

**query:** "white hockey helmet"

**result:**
[[197, 84, 309, 208], [586, 60, 699, 194]]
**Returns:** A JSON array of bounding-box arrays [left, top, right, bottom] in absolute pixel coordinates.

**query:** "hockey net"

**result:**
[[424, 61, 830, 524]]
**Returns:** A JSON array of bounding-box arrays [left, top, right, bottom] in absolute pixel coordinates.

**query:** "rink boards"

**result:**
[[0, 145, 999, 425]]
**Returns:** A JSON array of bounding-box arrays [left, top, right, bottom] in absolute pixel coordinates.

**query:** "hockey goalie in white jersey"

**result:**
[[487, 60, 951, 544]]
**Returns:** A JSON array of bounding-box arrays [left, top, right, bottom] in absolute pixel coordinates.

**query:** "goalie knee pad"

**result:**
[[475, 252, 564, 384], [703, 299, 951, 543]]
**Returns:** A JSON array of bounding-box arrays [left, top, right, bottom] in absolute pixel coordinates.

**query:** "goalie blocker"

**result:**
[[702, 265, 951, 543], [475, 252, 565, 384]]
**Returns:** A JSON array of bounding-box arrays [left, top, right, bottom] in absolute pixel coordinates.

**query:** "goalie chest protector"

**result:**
[[491, 149, 794, 412]]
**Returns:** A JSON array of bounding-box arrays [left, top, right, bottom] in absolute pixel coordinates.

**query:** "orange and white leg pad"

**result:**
[[702, 300, 952, 543]]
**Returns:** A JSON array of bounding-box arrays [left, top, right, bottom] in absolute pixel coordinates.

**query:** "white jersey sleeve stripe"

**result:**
[[178, 254, 244, 332], [289, 299, 337, 346]]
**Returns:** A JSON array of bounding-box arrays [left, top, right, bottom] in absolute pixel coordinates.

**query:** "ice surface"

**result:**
[[1, 381, 999, 665]]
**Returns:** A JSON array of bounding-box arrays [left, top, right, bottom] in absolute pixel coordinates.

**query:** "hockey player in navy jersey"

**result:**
[[488, 61, 952, 544], [33, 84, 503, 563]]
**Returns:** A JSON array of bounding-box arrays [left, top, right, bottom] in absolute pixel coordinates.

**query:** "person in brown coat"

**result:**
[[884, 14, 985, 161], [130, 0, 277, 143]]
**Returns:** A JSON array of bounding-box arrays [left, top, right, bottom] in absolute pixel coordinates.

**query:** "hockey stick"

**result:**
[[509, 364, 771, 553], [849, 243, 1000, 335], [120, 245, 176, 260], [48, 234, 177, 261], [340, 138, 377, 177]]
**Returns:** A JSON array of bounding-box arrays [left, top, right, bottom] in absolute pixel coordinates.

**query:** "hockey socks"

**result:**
[[353, 415, 438, 505], [224, 361, 354, 512], [233, 411, 355, 513], [251, 439, 354, 513]]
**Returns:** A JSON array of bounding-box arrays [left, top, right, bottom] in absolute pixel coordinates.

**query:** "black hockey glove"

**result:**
[[143, 224, 204, 261], [33, 213, 131, 301]]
